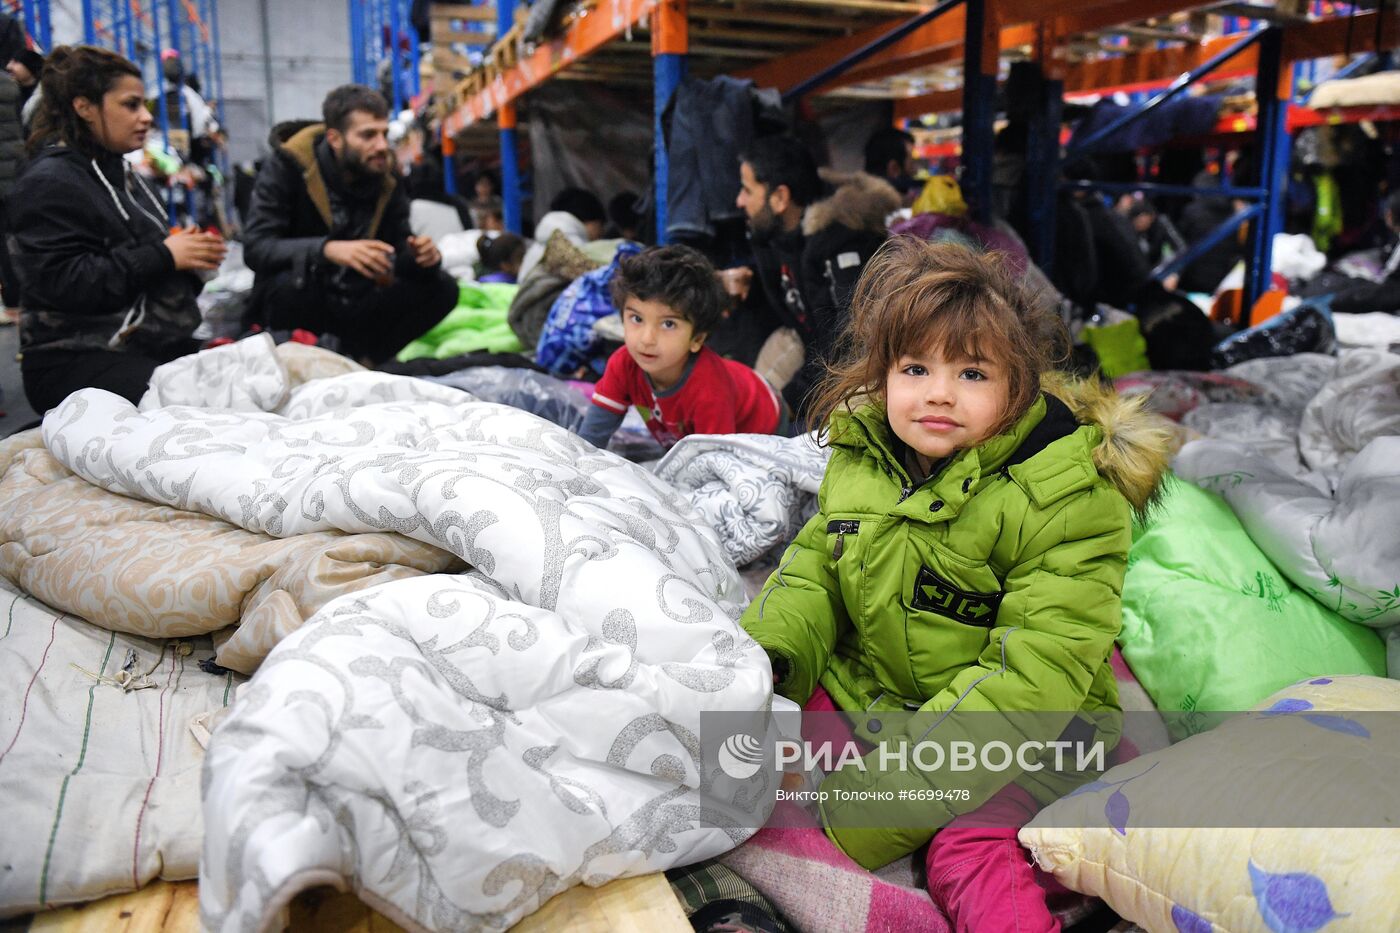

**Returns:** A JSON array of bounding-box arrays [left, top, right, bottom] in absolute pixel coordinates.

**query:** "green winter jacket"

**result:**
[[741, 379, 1171, 868]]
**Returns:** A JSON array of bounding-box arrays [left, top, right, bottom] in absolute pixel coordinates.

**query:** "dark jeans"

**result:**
[[22, 340, 200, 415], [255, 268, 458, 366]]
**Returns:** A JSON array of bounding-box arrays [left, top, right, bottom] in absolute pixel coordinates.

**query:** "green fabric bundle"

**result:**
[[1119, 476, 1385, 735], [397, 281, 522, 362], [1082, 318, 1150, 379]]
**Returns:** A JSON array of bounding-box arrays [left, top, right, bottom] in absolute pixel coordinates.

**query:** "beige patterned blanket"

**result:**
[[0, 343, 464, 674]]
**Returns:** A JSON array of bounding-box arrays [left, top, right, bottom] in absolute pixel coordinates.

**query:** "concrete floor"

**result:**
[[0, 319, 39, 436]]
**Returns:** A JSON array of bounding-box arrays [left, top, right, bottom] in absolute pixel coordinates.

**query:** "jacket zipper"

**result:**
[[827, 519, 860, 560]]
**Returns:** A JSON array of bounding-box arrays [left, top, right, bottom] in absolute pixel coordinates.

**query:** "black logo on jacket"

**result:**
[[912, 566, 1003, 627]]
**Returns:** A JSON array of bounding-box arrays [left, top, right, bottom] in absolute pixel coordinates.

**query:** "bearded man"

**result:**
[[726, 134, 897, 415], [244, 84, 456, 365]]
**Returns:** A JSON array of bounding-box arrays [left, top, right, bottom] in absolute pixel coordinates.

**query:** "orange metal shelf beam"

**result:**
[[894, 10, 1399, 120], [442, 0, 658, 135], [896, 87, 963, 119], [1228, 103, 1400, 134], [736, 10, 962, 92], [1063, 31, 1257, 95], [1023, 0, 1212, 44], [738, 0, 1217, 96], [909, 103, 1400, 169], [893, 29, 1256, 118], [840, 22, 1038, 87], [1281, 9, 1398, 61]]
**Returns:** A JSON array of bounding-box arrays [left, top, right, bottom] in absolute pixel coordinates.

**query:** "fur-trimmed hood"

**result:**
[[803, 168, 901, 238], [267, 120, 396, 238], [267, 119, 320, 154], [278, 121, 326, 169], [1044, 374, 1173, 519]]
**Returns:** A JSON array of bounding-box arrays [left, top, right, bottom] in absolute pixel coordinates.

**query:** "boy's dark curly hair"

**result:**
[[609, 245, 725, 335]]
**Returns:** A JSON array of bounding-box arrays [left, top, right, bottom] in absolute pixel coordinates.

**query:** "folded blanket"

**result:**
[[719, 802, 950, 933], [654, 433, 829, 567], [0, 583, 245, 915], [41, 341, 775, 932]]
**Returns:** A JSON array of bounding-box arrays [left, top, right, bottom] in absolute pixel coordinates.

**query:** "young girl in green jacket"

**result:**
[[741, 238, 1170, 932]]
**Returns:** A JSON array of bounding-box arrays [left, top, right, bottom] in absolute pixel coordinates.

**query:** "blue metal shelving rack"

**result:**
[[349, 0, 421, 117], [81, 0, 223, 114], [11, 0, 52, 51]]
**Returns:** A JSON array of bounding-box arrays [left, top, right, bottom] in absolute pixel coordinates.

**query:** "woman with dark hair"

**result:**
[[11, 44, 226, 414]]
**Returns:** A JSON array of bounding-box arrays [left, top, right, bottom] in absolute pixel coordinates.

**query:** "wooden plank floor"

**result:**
[[26, 873, 689, 933]]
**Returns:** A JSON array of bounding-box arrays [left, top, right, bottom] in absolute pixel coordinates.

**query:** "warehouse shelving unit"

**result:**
[[435, 0, 986, 237], [884, 6, 1396, 307], [8, 0, 52, 50], [350, 0, 423, 116], [422, 0, 1395, 304], [81, 0, 224, 110]]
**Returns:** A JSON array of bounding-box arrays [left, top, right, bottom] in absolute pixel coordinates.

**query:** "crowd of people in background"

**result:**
[[4, 38, 1399, 444]]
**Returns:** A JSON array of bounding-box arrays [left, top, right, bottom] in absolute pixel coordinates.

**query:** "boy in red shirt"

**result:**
[[579, 245, 785, 450]]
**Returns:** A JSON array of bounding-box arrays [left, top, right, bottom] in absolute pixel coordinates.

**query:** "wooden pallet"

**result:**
[[26, 873, 689, 933]]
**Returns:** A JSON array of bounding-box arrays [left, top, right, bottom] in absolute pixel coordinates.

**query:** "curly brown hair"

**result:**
[[26, 45, 143, 158], [807, 236, 1068, 440], [609, 244, 725, 334]]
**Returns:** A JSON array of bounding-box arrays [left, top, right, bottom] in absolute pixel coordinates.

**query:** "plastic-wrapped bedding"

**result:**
[[1174, 349, 1400, 675]]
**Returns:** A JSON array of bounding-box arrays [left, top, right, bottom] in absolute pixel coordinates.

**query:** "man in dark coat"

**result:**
[[730, 134, 898, 417], [243, 84, 456, 365]]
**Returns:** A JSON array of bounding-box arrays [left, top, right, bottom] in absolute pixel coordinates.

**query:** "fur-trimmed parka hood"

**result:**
[[266, 120, 396, 237], [1044, 374, 1173, 519], [267, 119, 320, 154], [803, 168, 901, 238]]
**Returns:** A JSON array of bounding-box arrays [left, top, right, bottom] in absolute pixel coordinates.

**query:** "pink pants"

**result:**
[[803, 687, 1063, 933]]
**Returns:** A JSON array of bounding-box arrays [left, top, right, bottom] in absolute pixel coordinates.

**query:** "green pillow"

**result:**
[[1081, 318, 1149, 378], [1119, 476, 1385, 735]]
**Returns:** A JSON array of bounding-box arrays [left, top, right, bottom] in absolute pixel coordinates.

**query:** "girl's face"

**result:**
[[885, 347, 1009, 465], [75, 75, 152, 154]]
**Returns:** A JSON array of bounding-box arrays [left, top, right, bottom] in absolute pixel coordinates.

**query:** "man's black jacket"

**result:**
[[244, 121, 438, 308]]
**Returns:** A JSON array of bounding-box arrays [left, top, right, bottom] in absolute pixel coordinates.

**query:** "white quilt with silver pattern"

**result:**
[[41, 359, 775, 932]]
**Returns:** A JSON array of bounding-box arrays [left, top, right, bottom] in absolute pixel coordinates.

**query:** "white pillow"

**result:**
[[1020, 676, 1400, 932]]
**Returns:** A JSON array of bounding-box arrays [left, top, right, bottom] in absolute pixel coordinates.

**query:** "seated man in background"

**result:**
[[728, 134, 898, 419], [863, 126, 920, 205], [243, 84, 457, 365]]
